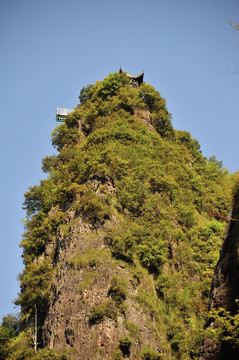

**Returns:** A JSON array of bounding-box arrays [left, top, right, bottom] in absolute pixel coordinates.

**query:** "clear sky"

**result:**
[[0, 0, 238, 321]]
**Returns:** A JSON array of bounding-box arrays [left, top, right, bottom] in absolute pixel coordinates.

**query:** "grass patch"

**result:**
[[78, 271, 98, 293], [67, 248, 111, 269], [123, 320, 140, 339]]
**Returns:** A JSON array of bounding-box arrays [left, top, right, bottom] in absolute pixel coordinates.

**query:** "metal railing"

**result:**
[[56, 108, 74, 116]]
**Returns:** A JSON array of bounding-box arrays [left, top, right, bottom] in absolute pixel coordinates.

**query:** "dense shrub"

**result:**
[[89, 299, 117, 325], [108, 275, 127, 304], [118, 337, 132, 357], [206, 307, 239, 348], [140, 344, 161, 360], [97, 72, 129, 100]]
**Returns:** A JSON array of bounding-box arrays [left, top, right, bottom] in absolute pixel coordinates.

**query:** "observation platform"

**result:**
[[56, 108, 74, 122]]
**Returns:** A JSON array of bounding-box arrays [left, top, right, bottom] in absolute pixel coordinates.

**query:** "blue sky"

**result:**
[[0, 0, 238, 320]]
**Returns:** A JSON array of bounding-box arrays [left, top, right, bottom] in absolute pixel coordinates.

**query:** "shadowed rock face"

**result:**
[[198, 194, 239, 360]]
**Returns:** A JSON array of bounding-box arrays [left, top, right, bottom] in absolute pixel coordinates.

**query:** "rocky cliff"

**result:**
[[198, 192, 239, 360], [13, 73, 233, 360], [42, 180, 163, 359]]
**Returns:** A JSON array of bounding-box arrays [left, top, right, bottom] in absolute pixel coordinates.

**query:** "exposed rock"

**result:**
[[42, 185, 162, 359], [133, 109, 155, 131], [198, 194, 239, 360]]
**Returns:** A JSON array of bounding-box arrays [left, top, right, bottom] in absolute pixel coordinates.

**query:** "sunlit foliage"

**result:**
[[8, 72, 234, 359]]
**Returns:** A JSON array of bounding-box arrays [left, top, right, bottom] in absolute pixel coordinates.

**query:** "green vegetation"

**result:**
[[140, 344, 161, 360], [67, 248, 111, 269], [206, 306, 239, 348], [111, 349, 124, 360], [78, 271, 98, 294], [108, 275, 127, 305], [118, 336, 132, 357], [123, 320, 140, 339], [4, 72, 236, 358], [0, 314, 20, 360], [89, 299, 117, 325], [0, 325, 68, 360], [15, 257, 53, 325], [111, 337, 132, 359]]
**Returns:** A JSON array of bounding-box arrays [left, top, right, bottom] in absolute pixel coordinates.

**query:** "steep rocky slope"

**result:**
[[42, 196, 164, 359], [8, 72, 234, 360]]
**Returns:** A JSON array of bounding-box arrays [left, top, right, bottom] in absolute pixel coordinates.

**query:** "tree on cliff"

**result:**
[[1, 72, 234, 360]]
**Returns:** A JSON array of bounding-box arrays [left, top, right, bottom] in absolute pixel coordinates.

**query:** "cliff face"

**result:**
[[42, 183, 162, 359], [15, 73, 233, 360], [198, 193, 239, 360]]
